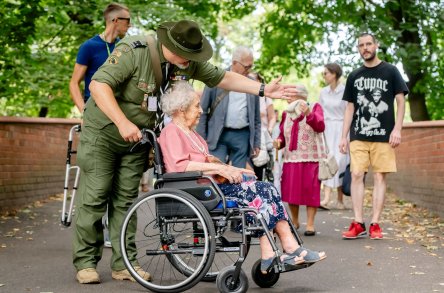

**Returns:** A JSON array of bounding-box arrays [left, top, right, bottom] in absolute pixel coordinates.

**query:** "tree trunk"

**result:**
[[408, 91, 429, 121], [406, 74, 430, 121], [389, 0, 431, 121]]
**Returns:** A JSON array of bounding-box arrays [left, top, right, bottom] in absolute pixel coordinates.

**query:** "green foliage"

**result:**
[[0, 0, 443, 120], [0, 0, 228, 117], [256, 0, 444, 120], [0, 0, 105, 117]]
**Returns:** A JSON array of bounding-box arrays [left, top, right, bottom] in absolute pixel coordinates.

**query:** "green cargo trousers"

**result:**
[[72, 123, 148, 271]]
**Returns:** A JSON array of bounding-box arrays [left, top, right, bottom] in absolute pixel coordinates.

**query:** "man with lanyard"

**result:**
[[73, 19, 299, 284], [69, 3, 131, 112], [68, 3, 130, 251]]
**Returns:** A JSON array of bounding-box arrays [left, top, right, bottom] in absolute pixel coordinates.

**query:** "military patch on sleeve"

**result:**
[[109, 55, 119, 64], [111, 49, 122, 57], [130, 40, 147, 49], [121, 45, 131, 53]]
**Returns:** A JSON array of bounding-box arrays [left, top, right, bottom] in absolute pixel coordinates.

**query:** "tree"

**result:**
[[1, 0, 442, 120], [0, 0, 229, 117], [256, 0, 444, 121]]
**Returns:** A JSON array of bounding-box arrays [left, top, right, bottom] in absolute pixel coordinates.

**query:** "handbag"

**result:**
[[252, 149, 270, 167], [316, 132, 339, 181], [252, 129, 272, 167]]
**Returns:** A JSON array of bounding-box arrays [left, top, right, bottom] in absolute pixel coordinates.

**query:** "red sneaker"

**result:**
[[369, 223, 383, 240], [342, 221, 367, 239]]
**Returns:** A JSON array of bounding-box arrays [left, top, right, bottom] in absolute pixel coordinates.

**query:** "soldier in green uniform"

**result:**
[[73, 19, 298, 284]]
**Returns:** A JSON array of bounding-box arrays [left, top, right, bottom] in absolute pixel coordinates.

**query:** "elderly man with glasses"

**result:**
[[197, 46, 261, 169]]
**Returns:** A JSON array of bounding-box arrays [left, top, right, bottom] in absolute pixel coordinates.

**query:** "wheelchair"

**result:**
[[120, 129, 316, 293]]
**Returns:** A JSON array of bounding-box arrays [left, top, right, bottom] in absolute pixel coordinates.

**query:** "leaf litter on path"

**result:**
[[363, 188, 443, 255]]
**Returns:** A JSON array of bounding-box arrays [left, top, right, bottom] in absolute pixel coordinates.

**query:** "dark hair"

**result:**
[[324, 63, 343, 80], [358, 32, 377, 44], [103, 3, 129, 21]]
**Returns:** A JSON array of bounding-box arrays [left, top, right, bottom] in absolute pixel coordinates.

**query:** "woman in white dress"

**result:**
[[319, 63, 348, 209]]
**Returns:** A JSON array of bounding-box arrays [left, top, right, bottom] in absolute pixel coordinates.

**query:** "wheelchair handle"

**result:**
[[141, 128, 163, 176]]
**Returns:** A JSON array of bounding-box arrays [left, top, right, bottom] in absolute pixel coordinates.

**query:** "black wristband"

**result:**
[[258, 83, 265, 97]]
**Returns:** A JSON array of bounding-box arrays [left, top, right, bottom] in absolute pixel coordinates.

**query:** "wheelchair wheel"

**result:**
[[120, 188, 216, 293], [166, 215, 251, 282], [202, 228, 251, 282], [216, 266, 248, 293], [251, 258, 280, 288]]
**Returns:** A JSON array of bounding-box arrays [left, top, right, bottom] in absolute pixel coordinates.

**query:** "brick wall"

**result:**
[[1, 118, 443, 217], [0, 117, 81, 213], [385, 121, 444, 218]]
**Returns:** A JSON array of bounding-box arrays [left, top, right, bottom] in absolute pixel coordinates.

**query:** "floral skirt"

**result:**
[[218, 180, 288, 237]]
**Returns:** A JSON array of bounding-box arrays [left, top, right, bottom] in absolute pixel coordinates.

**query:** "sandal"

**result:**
[[260, 257, 276, 273], [287, 247, 327, 264], [261, 254, 305, 273]]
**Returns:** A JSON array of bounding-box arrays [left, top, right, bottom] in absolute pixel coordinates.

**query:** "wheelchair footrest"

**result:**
[[281, 262, 314, 273]]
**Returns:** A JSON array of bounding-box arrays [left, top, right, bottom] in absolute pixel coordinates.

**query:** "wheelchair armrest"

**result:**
[[162, 171, 203, 181]]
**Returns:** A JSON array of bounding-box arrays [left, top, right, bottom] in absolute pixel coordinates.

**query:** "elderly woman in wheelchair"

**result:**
[[120, 81, 326, 293]]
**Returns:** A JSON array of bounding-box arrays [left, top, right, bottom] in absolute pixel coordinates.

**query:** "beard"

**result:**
[[361, 50, 376, 61]]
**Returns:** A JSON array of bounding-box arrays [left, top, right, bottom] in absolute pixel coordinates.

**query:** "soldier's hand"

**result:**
[[117, 120, 142, 143]]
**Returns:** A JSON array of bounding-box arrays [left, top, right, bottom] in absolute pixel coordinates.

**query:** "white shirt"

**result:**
[[225, 91, 249, 128], [319, 83, 346, 121]]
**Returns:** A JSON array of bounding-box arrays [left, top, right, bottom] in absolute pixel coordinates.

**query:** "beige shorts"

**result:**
[[349, 140, 397, 173]]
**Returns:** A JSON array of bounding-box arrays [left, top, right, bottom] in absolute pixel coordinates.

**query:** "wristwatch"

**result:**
[[258, 83, 265, 97]]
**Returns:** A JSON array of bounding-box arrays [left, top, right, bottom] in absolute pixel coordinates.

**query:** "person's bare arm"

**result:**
[[339, 102, 354, 154], [69, 63, 87, 112], [89, 80, 141, 142], [216, 71, 297, 99], [389, 93, 406, 148]]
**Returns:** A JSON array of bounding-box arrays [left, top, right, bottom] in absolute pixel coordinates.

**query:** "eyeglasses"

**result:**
[[115, 17, 131, 24], [235, 60, 254, 71]]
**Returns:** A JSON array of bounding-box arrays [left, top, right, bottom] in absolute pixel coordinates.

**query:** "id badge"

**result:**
[[147, 95, 157, 112]]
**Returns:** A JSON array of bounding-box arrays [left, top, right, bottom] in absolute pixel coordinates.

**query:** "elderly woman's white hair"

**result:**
[[295, 84, 308, 98], [161, 81, 197, 116]]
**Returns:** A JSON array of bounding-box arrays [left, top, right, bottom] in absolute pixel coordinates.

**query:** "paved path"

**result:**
[[0, 194, 443, 293]]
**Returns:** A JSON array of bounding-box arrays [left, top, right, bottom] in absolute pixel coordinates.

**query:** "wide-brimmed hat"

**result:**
[[157, 20, 213, 62]]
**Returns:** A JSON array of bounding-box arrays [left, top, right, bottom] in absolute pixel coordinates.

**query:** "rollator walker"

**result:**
[[61, 124, 81, 227], [120, 129, 322, 293]]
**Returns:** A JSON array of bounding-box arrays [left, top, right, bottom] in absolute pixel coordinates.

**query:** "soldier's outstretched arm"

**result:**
[[216, 71, 297, 100]]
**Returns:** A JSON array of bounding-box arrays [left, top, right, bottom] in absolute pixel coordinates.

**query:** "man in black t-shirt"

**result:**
[[339, 33, 409, 240]]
